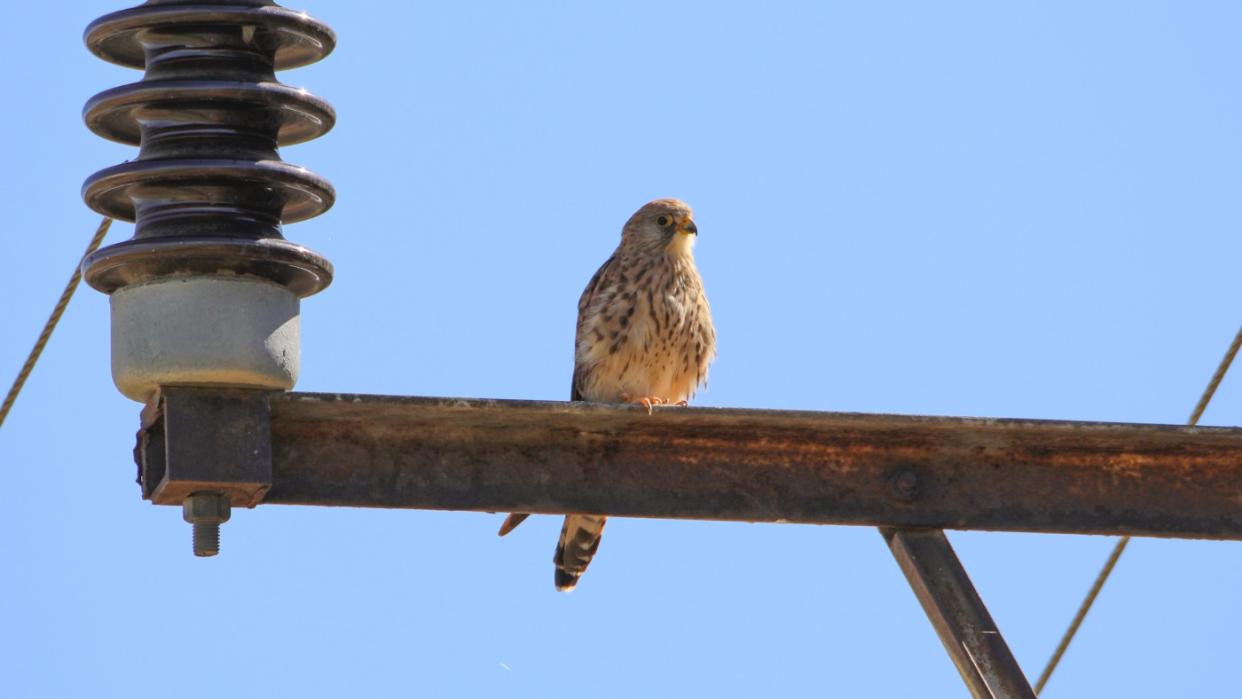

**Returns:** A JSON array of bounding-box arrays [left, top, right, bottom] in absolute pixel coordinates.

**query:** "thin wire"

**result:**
[[1033, 537, 1129, 694], [0, 217, 113, 429], [1186, 326, 1242, 427], [1034, 324, 1242, 695]]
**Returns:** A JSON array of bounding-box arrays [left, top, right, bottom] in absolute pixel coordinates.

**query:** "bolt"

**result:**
[[889, 470, 921, 502], [182, 492, 231, 557]]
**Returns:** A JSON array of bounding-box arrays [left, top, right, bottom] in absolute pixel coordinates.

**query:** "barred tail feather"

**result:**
[[498, 513, 529, 536], [553, 515, 606, 592]]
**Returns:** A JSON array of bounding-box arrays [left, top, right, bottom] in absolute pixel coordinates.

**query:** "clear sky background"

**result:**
[[2, 2, 1240, 697]]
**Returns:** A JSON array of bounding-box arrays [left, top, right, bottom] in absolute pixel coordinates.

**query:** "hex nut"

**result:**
[[182, 492, 232, 524]]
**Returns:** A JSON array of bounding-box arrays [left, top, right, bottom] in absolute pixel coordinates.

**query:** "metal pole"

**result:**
[[882, 528, 1035, 699]]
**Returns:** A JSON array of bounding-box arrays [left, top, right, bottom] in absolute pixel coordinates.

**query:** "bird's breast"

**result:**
[[575, 256, 714, 404]]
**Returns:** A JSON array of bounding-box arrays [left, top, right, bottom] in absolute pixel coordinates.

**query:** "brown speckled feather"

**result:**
[[571, 254, 618, 402], [501, 198, 716, 591]]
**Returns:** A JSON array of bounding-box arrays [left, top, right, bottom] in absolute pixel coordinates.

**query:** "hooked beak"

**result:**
[[678, 218, 698, 236]]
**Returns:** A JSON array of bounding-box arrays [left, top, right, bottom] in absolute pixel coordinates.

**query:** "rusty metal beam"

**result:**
[[162, 391, 1242, 539], [883, 528, 1036, 698]]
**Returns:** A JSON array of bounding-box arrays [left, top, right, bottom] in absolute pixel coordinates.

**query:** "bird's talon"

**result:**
[[621, 395, 666, 415]]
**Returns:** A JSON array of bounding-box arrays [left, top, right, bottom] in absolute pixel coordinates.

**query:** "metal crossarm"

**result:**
[[137, 389, 1242, 539]]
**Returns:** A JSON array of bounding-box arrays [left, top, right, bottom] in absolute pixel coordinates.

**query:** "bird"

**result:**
[[498, 198, 717, 591]]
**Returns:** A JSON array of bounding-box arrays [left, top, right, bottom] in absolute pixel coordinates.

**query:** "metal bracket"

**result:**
[[137, 387, 274, 508]]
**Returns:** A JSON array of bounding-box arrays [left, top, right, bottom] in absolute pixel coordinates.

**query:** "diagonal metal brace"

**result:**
[[883, 528, 1036, 698]]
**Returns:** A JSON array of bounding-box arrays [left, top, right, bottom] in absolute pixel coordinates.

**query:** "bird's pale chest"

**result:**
[[575, 256, 714, 403]]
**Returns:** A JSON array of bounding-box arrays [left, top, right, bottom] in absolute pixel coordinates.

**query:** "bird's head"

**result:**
[[620, 198, 698, 256]]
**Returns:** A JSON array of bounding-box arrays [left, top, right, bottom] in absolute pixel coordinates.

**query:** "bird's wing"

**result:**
[[571, 253, 618, 401]]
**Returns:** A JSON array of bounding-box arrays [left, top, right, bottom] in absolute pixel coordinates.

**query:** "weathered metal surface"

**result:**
[[140, 387, 273, 507], [248, 392, 1242, 539], [882, 528, 1035, 699]]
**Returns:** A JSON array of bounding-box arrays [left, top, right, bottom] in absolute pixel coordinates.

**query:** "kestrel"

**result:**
[[499, 198, 717, 591]]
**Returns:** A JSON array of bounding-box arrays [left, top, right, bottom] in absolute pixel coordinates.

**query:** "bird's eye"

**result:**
[[657, 215, 672, 227]]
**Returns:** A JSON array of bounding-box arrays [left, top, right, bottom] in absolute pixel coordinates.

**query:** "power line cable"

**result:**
[[0, 216, 113, 429], [1034, 324, 1242, 695]]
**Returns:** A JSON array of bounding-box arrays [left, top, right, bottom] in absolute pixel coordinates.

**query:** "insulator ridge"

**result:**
[[82, 0, 335, 297]]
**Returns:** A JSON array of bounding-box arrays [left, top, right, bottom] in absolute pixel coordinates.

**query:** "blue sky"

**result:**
[[2, 2, 1240, 697]]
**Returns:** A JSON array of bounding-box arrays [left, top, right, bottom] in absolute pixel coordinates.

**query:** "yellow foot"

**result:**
[[621, 394, 668, 415]]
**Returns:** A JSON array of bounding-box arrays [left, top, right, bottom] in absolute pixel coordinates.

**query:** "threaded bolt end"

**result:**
[[183, 492, 229, 557], [192, 522, 221, 557]]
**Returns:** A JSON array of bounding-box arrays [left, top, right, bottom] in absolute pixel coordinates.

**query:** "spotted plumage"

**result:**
[[499, 198, 716, 591]]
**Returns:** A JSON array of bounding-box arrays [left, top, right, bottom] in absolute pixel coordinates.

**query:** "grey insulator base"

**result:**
[[110, 276, 300, 402]]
